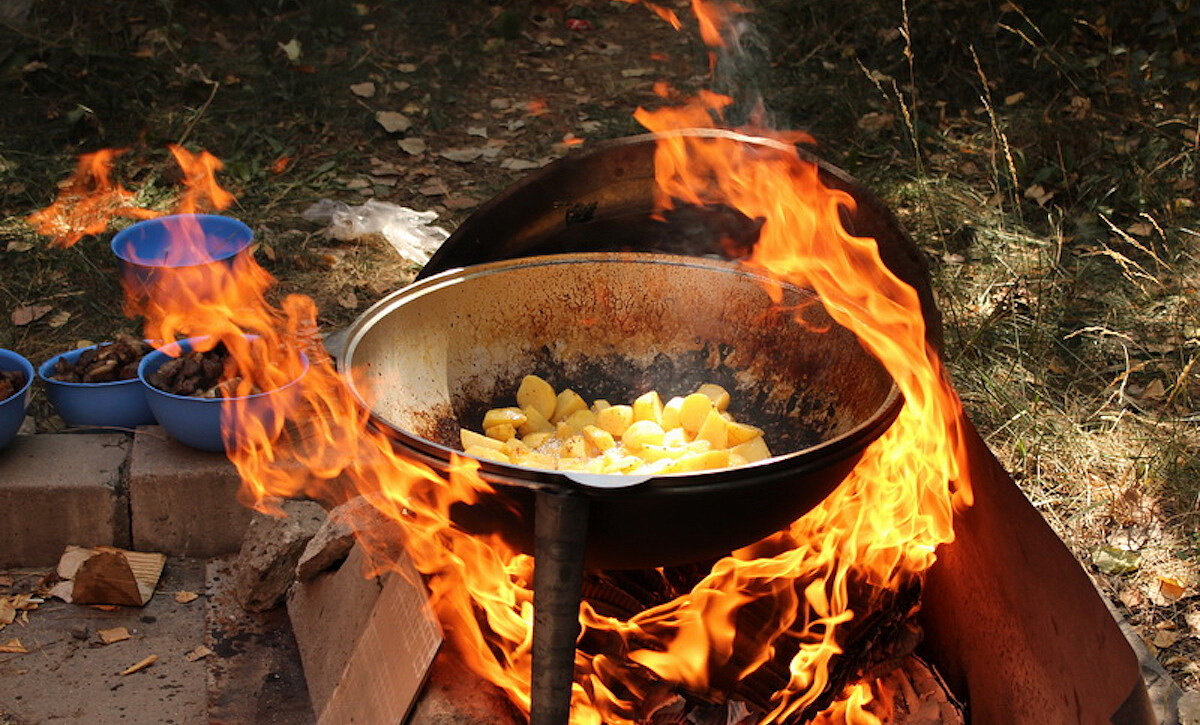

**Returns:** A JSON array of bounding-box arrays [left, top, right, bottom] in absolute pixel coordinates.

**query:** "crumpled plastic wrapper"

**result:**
[[302, 199, 449, 267]]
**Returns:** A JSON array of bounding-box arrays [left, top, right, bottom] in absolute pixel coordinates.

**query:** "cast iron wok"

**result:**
[[339, 252, 901, 570]]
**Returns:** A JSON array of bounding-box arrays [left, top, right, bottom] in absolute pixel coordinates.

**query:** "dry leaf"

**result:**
[[277, 39, 302, 63], [0, 600, 14, 629], [337, 291, 359, 309], [1142, 379, 1166, 401], [1185, 608, 1200, 636], [466, 125, 488, 138], [1126, 221, 1153, 237], [1004, 91, 1026, 106], [6, 240, 32, 252], [11, 304, 53, 326], [375, 111, 412, 133], [48, 310, 71, 328], [856, 111, 895, 135], [398, 137, 427, 156], [98, 627, 131, 645], [1158, 577, 1187, 603], [0, 638, 27, 654], [349, 81, 376, 98], [621, 68, 652, 77], [185, 645, 213, 662], [396, 62, 417, 73], [1151, 629, 1180, 649], [439, 147, 485, 163], [174, 591, 199, 604], [418, 179, 448, 197], [499, 158, 540, 171], [119, 654, 158, 676], [1023, 184, 1054, 206]]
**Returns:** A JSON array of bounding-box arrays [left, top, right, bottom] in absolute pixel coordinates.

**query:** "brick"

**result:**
[[232, 500, 326, 612], [0, 433, 130, 567], [127, 426, 253, 556]]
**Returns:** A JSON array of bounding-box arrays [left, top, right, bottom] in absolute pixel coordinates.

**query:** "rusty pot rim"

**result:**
[[339, 252, 903, 492]]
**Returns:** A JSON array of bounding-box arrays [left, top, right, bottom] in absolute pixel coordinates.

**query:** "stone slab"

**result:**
[[128, 426, 253, 557], [0, 433, 130, 567], [286, 543, 384, 716]]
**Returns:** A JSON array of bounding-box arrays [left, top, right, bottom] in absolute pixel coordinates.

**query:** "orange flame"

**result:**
[[26, 149, 158, 248]]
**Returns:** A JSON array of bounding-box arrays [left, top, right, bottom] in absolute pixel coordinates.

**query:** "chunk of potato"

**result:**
[[563, 409, 597, 433], [518, 406, 555, 436], [522, 431, 552, 449], [517, 375, 556, 420], [661, 396, 685, 431], [485, 423, 517, 442], [483, 407, 527, 430], [731, 436, 772, 463], [632, 390, 663, 424], [551, 389, 588, 423], [464, 445, 510, 463], [726, 420, 764, 446], [678, 393, 714, 434], [668, 449, 730, 473], [695, 383, 730, 411], [695, 408, 729, 449], [621, 420, 665, 451], [461, 429, 505, 452], [595, 404, 634, 437], [582, 425, 616, 453]]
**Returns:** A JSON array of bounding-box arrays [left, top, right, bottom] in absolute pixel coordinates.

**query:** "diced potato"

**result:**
[[551, 389, 588, 423], [591, 399, 611, 413], [678, 393, 714, 434], [728, 453, 748, 468], [731, 436, 772, 463], [686, 438, 713, 453], [668, 449, 730, 473], [564, 409, 597, 433], [556, 457, 589, 472], [485, 423, 517, 442], [563, 435, 588, 459], [522, 431, 552, 449], [695, 408, 728, 449], [518, 406, 555, 436], [695, 383, 730, 411], [517, 375, 556, 420], [661, 396, 685, 431], [662, 427, 690, 448], [483, 407, 527, 430], [639, 444, 687, 462], [632, 390, 663, 424], [520, 451, 557, 469], [582, 425, 616, 452], [503, 437, 532, 457], [461, 429, 505, 452], [726, 420, 764, 446], [621, 420, 665, 451], [595, 404, 634, 437], [465, 445, 511, 463], [633, 458, 674, 476]]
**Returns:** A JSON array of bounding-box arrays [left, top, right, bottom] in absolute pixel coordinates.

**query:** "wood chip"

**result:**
[[349, 81, 376, 98], [119, 654, 158, 676], [98, 627, 131, 645], [184, 645, 213, 662], [0, 638, 27, 654], [174, 591, 200, 603]]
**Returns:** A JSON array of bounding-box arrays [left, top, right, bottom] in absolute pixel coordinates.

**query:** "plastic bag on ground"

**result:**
[[302, 199, 449, 267]]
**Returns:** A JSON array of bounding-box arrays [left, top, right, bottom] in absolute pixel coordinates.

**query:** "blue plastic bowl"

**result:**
[[111, 214, 253, 286], [0, 349, 34, 449], [138, 336, 308, 453], [38, 343, 155, 429]]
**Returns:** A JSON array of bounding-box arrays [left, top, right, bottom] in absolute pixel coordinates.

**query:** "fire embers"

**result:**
[[49, 335, 151, 383]]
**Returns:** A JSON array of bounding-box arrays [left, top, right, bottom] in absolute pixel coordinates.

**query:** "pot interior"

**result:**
[[344, 253, 897, 467]]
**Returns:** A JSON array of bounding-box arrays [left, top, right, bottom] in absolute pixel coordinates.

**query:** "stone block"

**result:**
[[127, 426, 253, 556], [0, 433, 130, 567], [232, 500, 326, 612]]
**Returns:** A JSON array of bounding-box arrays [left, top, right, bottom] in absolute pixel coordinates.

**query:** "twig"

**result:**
[[176, 81, 221, 147], [969, 45, 1021, 220]]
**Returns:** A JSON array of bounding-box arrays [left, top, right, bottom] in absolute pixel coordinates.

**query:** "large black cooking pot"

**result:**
[[341, 252, 901, 570]]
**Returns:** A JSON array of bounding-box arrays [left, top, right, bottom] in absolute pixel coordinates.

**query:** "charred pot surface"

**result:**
[[341, 253, 901, 569]]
